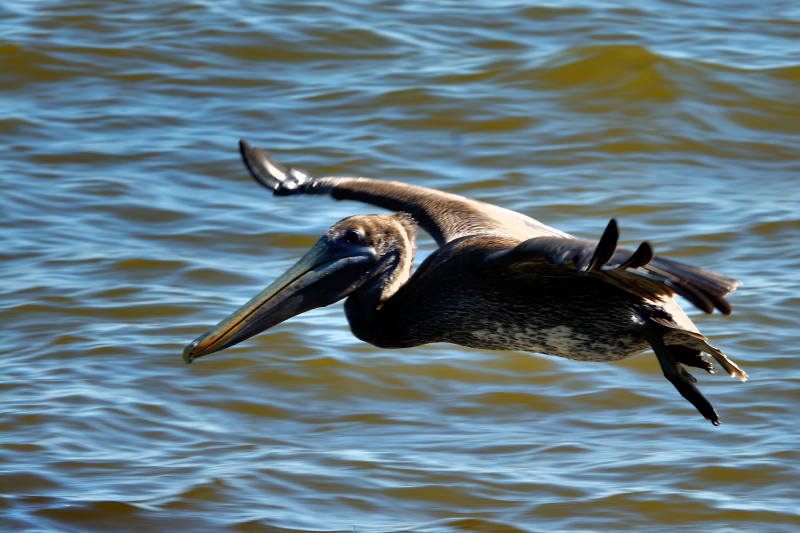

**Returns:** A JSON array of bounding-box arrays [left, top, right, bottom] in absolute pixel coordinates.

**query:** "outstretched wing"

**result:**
[[240, 140, 740, 315], [481, 219, 741, 315], [239, 140, 570, 246]]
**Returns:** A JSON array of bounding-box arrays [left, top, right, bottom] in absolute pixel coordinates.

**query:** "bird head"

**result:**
[[183, 212, 416, 363]]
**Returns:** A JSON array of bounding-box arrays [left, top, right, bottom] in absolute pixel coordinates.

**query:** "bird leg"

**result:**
[[667, 345, 715, 374], [644, 327, 721, 425]]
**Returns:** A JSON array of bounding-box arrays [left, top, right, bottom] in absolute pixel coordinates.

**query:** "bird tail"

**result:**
[[651, 316, 747, 382]]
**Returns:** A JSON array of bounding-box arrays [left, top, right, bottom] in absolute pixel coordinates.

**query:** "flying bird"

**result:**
[[183, 140, 747, 425]]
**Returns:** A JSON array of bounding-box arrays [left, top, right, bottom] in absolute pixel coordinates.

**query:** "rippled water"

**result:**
[[2, 1, 800, 532]]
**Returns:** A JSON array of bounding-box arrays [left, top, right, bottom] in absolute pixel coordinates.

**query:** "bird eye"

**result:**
[[343, 230, 361, 244]]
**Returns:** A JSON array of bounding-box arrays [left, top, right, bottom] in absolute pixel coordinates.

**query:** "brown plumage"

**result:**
[[183, 140, 747, 426]]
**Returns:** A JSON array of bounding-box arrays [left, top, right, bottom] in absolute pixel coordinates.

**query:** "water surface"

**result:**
[[2, 1, 800, 532]]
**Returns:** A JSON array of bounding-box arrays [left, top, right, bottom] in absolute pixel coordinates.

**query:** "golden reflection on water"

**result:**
[[2, 1, 800, 532]]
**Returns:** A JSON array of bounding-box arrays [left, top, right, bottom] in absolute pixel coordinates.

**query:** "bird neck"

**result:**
[[344, 247, 412, 348]]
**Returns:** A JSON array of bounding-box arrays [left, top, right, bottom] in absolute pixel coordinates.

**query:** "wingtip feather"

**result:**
[[239, 140, 313, 194]]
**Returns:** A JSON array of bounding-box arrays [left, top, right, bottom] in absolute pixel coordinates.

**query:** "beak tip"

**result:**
[[182, 341, 198, 364]]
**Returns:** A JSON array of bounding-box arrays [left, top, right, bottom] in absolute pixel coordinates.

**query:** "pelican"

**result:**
[[184, 140, 747, 425]]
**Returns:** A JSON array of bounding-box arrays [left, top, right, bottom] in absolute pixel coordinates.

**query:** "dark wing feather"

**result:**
[[240, 141, 740, 314], [482, 219, 740, 315], [240, 140, 570, 246]]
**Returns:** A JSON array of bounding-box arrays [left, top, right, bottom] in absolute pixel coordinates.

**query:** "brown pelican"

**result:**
[[184, 140, 747, 425]]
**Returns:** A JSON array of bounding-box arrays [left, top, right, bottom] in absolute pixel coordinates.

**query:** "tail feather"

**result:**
[[651, 316, 747, 382], [664, 330, 747, 382], [696, 340, 748, 382]]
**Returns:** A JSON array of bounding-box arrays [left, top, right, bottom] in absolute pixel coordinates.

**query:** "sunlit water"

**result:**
[[2, 1, 800, 532]]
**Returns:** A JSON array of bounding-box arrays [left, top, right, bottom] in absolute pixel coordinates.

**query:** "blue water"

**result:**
[[2, 1, 799, 532]]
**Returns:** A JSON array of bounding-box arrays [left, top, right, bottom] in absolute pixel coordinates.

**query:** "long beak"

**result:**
[[183, 239, 374, 363]]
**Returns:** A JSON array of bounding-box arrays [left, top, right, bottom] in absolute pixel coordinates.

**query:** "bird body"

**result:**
[[184, 140, 747, 425], [344, 230, 650, 361]]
